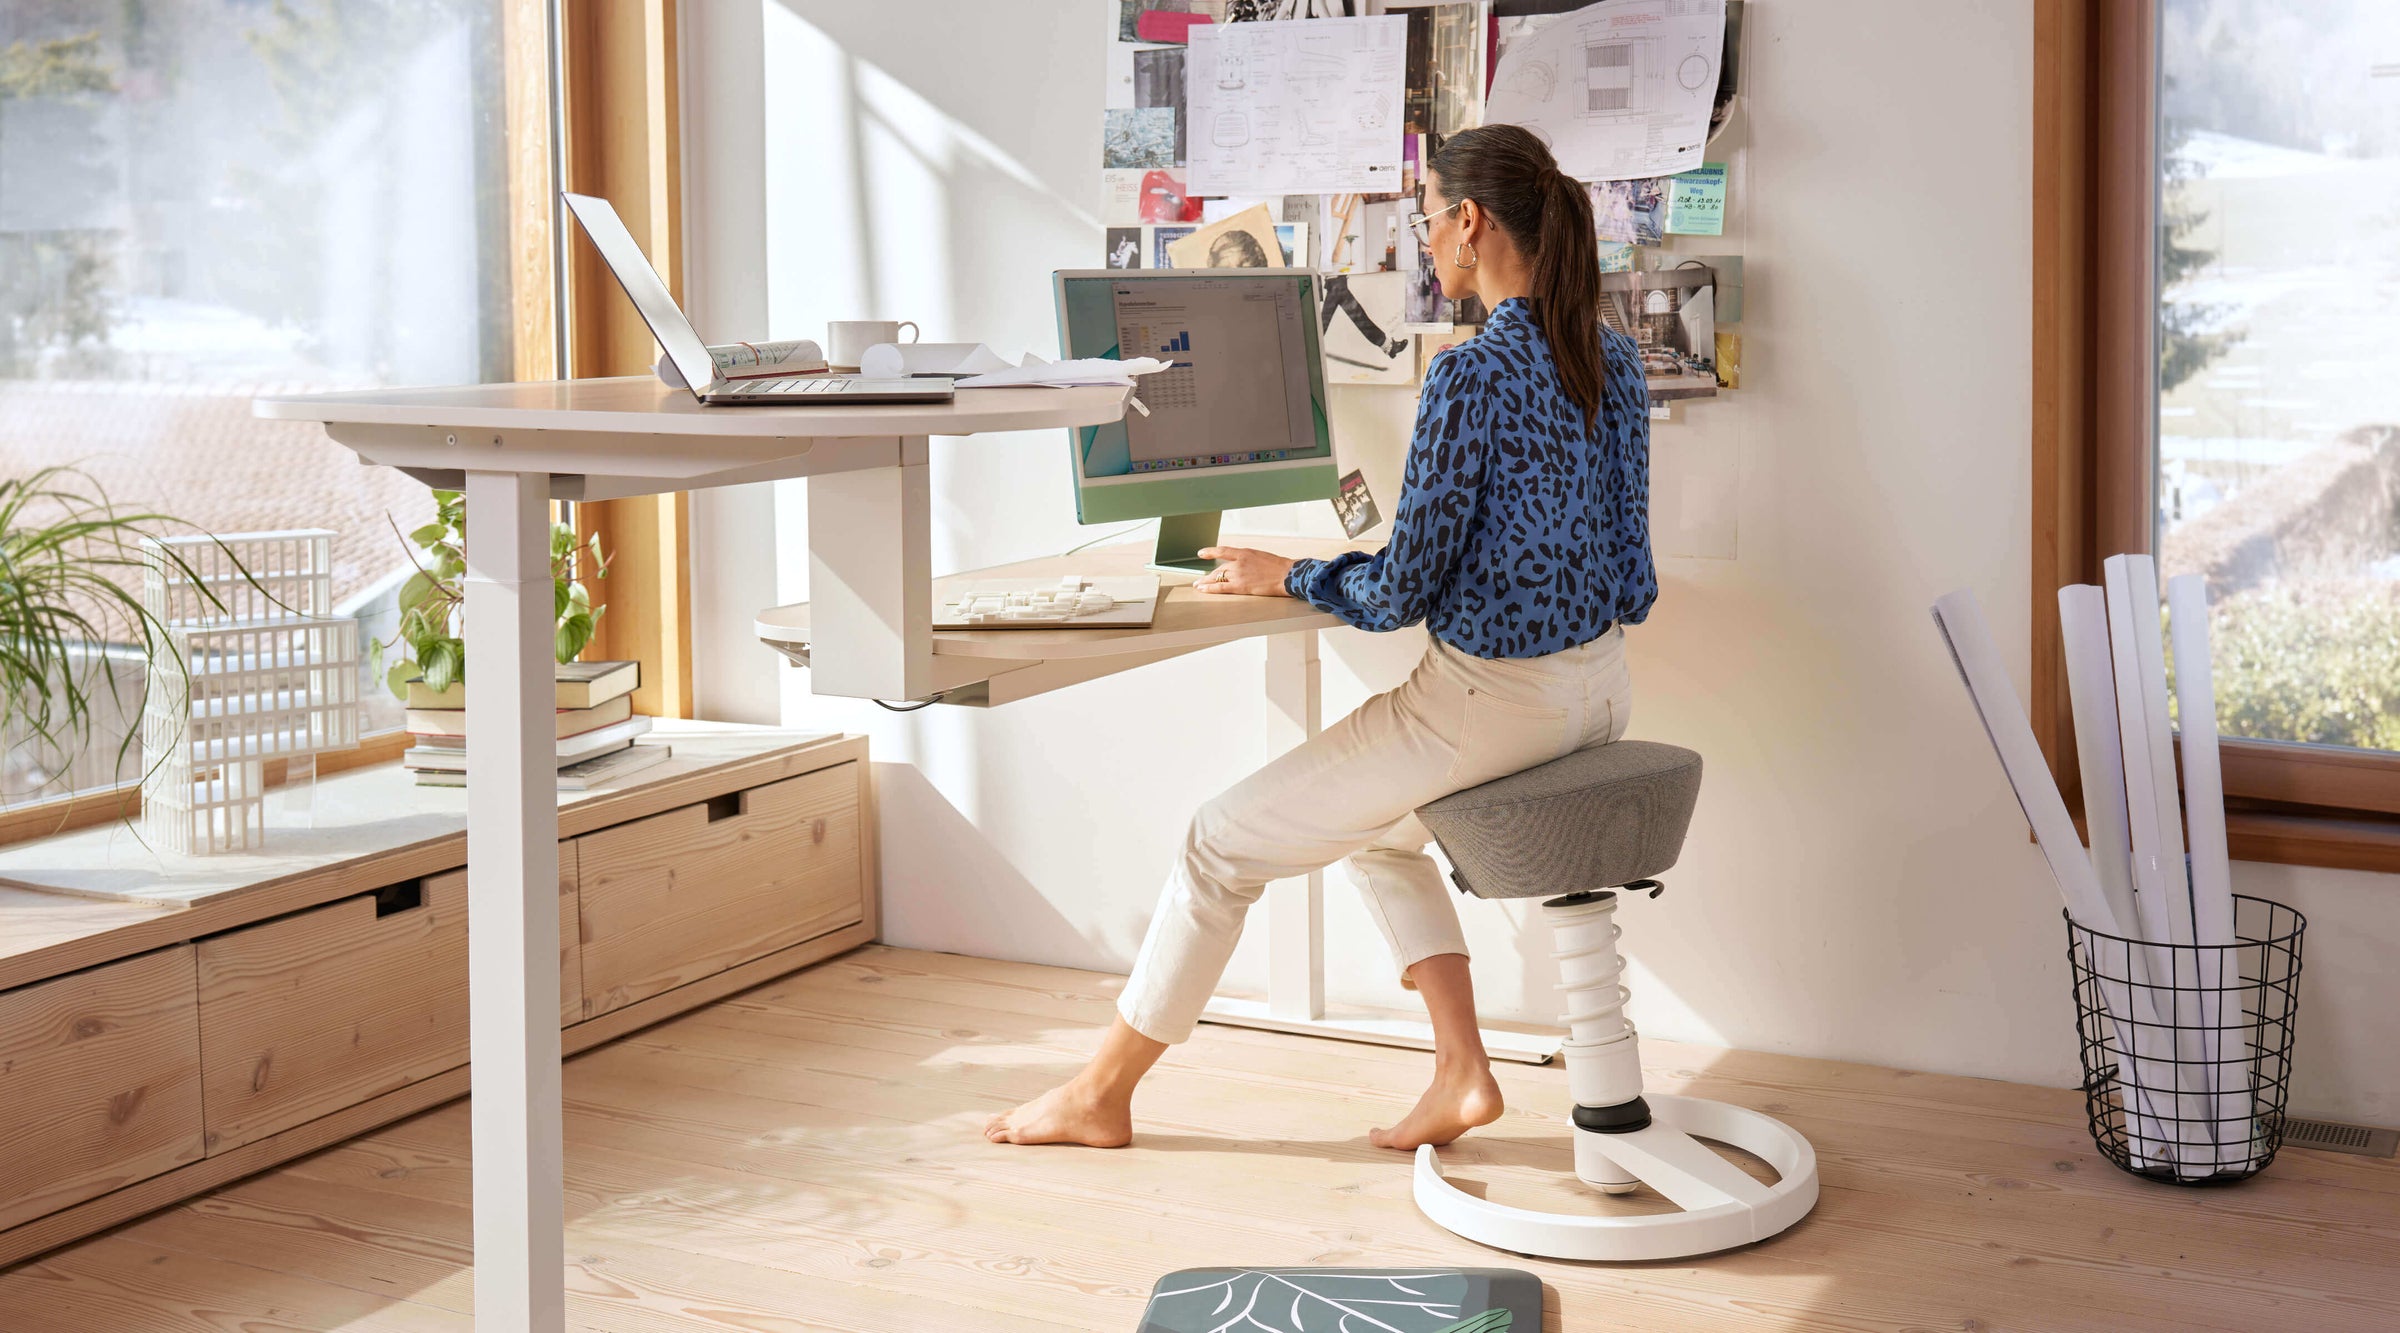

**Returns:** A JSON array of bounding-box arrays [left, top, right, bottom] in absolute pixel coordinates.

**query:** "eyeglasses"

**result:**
[[1405, 198, 1464, 244]]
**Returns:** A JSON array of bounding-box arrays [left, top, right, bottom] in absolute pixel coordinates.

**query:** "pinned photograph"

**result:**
[[1715, 329, 1741, 389], [1103, 107, 1177, 170], [1646, 251, 1743, 322], [1602, 266, 1717, 402], [1319, 271, 1416, 385], [1133, 48, 1188, 163], [1402, 249, 1450, 330], [1164, 203, 1293, 269], [1145, 223, 1198, 268], [1591, 176, 1668, 245], [1666, 162, 1728, 236], [1417, 324, 1478, 380], [1394, 2, 1485, 136], [1324, 194, 1405, 272], [1106, 227, 1143, 269], [1138, 167, 1204, 222], [1103, 169, 1147, 226], [1331, 469, 1382, 538]]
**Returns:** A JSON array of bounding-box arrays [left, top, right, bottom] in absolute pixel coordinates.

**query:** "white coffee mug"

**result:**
[[826, 319, 919, 369]]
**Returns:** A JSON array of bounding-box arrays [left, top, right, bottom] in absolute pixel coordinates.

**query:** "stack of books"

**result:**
[[404, 660, 672, 790]]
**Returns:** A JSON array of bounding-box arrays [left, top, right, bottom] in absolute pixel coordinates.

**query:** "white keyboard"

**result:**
[[934, 574, 1161, 629]]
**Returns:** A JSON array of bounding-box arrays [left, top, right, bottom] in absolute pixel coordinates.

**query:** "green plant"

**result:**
[[369, 490, 609, 699], [2188, 580, 2400, 753], [0, 465, 249, 796]]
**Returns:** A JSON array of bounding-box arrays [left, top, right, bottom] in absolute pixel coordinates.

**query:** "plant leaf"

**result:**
[[421, 638, 463, 693], [555, 612, 593, 664]]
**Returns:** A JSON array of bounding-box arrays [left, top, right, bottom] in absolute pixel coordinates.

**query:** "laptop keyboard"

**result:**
[[728, 377, 849, 395]]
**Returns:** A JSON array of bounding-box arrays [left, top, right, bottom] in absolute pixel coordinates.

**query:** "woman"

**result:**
[[987, 124, 1656, 1151]]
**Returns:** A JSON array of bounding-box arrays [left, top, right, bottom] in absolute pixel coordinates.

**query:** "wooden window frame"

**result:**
[[2033, 0, 2400, 875], [559, 0, 695, 724]]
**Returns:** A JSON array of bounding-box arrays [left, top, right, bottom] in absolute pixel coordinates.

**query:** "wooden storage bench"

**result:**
[[0, 722, 873, 1270]]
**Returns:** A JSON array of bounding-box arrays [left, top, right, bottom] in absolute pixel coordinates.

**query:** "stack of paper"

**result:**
[[954, 354, 1173, 389], [858, 341, 1015, 378]]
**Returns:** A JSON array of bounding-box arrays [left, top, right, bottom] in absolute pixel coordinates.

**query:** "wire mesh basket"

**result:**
[[2064, 894, 2305, 1185]]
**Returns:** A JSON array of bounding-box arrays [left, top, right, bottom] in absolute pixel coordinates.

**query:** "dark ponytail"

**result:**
[[1426, 125, 1605, 435]]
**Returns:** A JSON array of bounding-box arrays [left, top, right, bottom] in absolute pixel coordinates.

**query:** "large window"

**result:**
[[0, 0, 535, 798], [2153, 1, 2400, 757]]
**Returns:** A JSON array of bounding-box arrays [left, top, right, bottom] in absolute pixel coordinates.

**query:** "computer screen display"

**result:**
[[1060, 271, 1344, 525]]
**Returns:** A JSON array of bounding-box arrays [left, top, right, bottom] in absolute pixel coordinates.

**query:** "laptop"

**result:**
[[560, 192, 953, 406]]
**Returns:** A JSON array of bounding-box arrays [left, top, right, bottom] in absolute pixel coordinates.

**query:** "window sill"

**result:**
[[2226, 801, 2400, 877], [0, 730, 411, 851]]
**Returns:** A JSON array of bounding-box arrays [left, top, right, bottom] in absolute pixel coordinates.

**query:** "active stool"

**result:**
[[1410, 740, 1819, 1261]]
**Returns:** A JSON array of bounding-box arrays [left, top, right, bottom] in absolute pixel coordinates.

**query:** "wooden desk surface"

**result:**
[[755, 534, 1381, 663]]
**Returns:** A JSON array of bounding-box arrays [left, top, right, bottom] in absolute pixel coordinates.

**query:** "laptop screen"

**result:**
[[562, 192, 717, 395]]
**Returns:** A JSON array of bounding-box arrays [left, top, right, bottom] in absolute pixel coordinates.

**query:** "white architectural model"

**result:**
[[140, 529, 361, 854]]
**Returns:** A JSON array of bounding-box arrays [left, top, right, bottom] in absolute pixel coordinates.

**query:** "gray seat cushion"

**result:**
[[1415, 741, 1702, 899]]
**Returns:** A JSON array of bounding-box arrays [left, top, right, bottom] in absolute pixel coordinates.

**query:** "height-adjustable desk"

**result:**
[[256, 375, 1545, 1330], [255, 377, 1129, 1331]]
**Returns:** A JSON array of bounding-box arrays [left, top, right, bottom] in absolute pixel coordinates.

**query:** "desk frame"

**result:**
[[261, 378, 1549, 1333]]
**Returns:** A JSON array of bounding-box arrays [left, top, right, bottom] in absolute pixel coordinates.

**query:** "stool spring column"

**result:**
[[1548, 890, 1649, 1195]]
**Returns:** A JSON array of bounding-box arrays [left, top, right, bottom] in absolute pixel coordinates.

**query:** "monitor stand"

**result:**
[[1152, 511, 1222, 574]]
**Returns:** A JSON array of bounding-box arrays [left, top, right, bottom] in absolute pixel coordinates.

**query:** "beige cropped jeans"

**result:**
[[1118, 625, 1635, 1044]]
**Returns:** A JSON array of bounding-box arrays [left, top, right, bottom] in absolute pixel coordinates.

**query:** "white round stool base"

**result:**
[[1414, 1093, 1818, 1262]]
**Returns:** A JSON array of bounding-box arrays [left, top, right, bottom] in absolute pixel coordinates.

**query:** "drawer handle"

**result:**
[[373, 880, 425, 918], [705, 792, 743, 823]]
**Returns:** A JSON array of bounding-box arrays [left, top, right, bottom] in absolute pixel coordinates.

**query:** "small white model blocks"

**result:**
[[139, 530, 362, 854]]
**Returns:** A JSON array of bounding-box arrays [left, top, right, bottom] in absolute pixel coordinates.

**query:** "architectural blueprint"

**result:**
[[1485, 0, 1726, 182], [1186, 14, 1408, 196]]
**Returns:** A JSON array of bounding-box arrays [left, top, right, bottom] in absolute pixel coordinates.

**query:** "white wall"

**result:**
[[685, 0, 2400, 1126]]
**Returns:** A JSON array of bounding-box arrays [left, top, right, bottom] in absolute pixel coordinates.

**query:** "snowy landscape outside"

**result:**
[[2156, 0, 2400, 754]]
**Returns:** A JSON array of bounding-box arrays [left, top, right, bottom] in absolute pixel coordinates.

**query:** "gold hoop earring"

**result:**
[[1453, 241, 1478, 269]]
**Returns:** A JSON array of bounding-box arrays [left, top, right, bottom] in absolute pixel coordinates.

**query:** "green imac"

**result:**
[[1053, 268, 1340, 572]]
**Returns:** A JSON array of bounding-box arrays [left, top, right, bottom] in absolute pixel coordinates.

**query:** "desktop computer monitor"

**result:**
[[1054, 268, 1339, 571]]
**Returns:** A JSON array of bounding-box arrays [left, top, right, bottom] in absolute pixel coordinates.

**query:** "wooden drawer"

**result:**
[[0, 945, 205, 1232], [578, 761, 862, 1019], [195, 849, 578, 1155]]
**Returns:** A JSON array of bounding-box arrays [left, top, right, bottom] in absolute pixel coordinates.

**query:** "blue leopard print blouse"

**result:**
[[1283, 295, 1658, 658]]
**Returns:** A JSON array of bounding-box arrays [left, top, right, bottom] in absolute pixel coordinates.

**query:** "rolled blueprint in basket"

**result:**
[[1932, 589, 2165, 1157], [2168, 572, 2256, 1168], [654, 338, 826, 388], [2059, 584, 2178, 1170], [2104, 554, 2215, 1179]]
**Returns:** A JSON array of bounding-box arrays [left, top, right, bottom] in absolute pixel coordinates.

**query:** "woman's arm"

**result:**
[[1279, 355, 1488, 632]]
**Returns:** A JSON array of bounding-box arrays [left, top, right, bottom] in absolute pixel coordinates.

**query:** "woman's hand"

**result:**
[[1193, 546, 1294, 598]]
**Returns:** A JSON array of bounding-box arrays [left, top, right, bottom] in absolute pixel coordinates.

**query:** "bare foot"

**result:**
[[1368, 1065, 1505, 1150], [984, 1078, 1134, 1148]]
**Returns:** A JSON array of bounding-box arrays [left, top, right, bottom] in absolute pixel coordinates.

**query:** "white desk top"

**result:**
[[254, 378, 1133, 495], [254, 377, 1132, 439]]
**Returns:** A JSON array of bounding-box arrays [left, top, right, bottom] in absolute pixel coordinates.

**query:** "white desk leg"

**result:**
[[463, 470, 566, 1332], [1264, 630, 1325, 1021], [1199, 628, 1560, 1065], [806, 441, 933, 701]]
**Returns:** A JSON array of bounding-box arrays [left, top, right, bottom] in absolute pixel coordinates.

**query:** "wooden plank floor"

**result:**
[[2, 944, 2394, 1331]]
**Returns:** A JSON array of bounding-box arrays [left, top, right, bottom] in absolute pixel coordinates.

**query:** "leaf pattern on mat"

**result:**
[[1140, 1268, 1510, 1333]]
